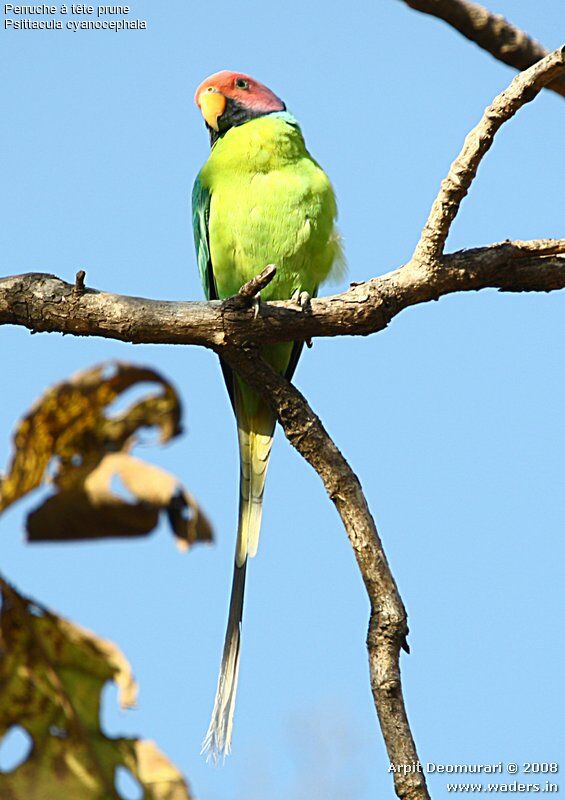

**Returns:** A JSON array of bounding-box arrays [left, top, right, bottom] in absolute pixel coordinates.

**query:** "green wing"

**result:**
[[192, 175, 239, 407], [192, 170, 305, 387], [192, 176, 217, 302]]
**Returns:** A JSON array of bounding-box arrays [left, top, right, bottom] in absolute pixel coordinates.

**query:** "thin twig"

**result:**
[[236, 264, 277, 300], [412, 47, 565, 264], [73, 269, 86, 296], [400, 0, 565, 98]]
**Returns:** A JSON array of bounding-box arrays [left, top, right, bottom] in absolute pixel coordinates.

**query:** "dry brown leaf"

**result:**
[[0, 361, 212, 548], [0, 576, 193, 800], [27, 453, 213, 548], [0, 361, 181, 511]]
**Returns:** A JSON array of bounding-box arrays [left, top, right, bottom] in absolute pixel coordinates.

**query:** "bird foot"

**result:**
[[290, 290, 313, 347], [291, 290, 312, 314]]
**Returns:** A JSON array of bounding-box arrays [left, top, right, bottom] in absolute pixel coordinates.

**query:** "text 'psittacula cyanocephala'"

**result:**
[[192, 70, 343, 761]]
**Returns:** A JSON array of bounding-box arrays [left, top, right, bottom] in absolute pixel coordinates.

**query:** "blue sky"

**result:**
[[1, 1, 563, 798]]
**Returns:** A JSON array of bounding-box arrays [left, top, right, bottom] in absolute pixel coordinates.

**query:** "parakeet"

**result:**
[[192, 70, 343, 760]]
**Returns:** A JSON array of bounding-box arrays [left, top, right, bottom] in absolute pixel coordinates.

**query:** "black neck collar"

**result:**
[[207, 98, 286, 146]]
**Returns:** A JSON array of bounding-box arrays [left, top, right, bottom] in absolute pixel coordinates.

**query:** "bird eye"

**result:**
[[235, 78, 249, 90]]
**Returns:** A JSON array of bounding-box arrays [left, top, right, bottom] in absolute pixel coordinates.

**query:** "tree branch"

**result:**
[[413, 47, 565, 263], [400, 0, 565, 99], [220, 344, 430, 800], [1, 239, 563, 347], [1, 54, 563, 800]]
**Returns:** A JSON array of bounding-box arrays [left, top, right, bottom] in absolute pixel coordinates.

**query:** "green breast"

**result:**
[[198, 114, 340, 301]]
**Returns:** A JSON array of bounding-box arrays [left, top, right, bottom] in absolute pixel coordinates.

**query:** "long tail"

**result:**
[[201, 392, 275, 762]]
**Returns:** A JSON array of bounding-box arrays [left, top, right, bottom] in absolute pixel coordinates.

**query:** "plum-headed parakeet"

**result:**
[[193, 70, 343, 760]]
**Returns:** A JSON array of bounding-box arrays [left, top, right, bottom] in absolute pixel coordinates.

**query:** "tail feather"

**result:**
[[236, 422, 274, 563], [201, 561, 246, 762], [202, 393, 276, 762]]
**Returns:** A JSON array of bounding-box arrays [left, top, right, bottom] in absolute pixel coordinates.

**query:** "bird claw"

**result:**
[[291, 290, 313, 348], [291, 290, 312, 314], [300, 291, 312, 313], [252, 292, 261, 319]]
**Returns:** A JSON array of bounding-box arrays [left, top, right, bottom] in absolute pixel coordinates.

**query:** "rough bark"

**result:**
[[400, 0, 565, 98], [413, 46, 565, 263], [0, 239, 563, 349]]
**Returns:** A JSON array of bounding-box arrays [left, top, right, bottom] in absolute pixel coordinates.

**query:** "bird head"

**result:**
[[195, 71, 286, 144]]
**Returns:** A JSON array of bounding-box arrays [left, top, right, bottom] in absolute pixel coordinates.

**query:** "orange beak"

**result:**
[[198, 90, 227, 131]]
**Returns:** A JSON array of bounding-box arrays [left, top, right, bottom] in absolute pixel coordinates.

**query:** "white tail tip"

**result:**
[[201, 562, 246, 763]]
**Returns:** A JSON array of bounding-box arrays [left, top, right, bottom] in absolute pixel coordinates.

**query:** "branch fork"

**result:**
[[1, 47, 564, 800]]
